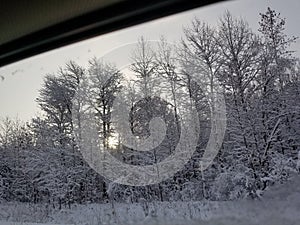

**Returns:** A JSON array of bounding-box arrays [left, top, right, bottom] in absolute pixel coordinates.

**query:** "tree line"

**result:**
[[0, 8, 299, 207]]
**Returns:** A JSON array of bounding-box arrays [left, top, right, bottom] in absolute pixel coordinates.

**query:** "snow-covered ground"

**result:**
[[0, 174, 299, 225]]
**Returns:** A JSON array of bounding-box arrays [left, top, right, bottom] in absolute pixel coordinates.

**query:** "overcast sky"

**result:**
[[0, 0, 299, 122]]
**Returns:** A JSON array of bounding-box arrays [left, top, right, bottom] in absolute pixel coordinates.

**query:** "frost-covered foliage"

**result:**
[[0, 173, 300, 225], [0, 8, 299, 207]]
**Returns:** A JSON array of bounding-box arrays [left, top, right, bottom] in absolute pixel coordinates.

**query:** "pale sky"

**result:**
[[0, 0, 299, 122]]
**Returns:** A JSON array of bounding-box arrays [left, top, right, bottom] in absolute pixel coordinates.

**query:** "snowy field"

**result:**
[[0, 174, 299, 225]]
